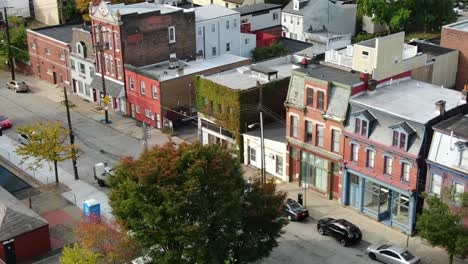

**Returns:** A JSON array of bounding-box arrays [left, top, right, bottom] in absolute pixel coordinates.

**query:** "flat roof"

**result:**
[[31, 23, 82, 44], [194, 5, 239, 21], [234, 3, 281, 15], [407, 41, 455, 56], [433, 114, 468, 139], [107, 2, 185, 16], [351, 79, 463, 124], [203, 55, 301, 90], [296, 63, 363, 86], [243, 122, 286, 143], [131, 54, 249, 82], [445, 20, 468, 32]]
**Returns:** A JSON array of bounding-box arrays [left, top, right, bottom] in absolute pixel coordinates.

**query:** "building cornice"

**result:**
[[286, 136, 342, 161]]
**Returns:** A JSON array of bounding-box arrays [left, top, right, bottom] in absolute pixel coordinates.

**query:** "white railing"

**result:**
[[325, 50, 353, 68]]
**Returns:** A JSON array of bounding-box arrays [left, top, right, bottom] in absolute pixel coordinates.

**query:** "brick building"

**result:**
[[426, 114, 468, 227], [125, 54, 250, 128], [27, 24, 79, 89], [89, 0, 197, 114], [284, 64, 364, 200], [441, 20, 468, 90], [341, 79, 467, 234]]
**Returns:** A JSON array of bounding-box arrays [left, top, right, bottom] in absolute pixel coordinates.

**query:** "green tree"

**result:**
[[60, 243, 100, 264], [416, 194, 468, 264], [252, 42, 288, 62], [109, 143, 287, 264], [16, 121, 79, 184], [411, 0, 456, 32], [357, 0, 413, 32], [0, 16, 29, 66], [62, 1, 80, 22]]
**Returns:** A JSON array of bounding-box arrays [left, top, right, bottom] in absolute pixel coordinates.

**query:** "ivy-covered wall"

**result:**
[[195, 75, 291, 162]]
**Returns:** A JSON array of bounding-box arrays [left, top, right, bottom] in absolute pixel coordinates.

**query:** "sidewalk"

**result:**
[[242, 165, 465, 264], [0, 136, 112, 220]]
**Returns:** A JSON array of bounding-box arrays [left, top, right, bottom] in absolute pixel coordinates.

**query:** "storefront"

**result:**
[[342, 168, 416, 234]]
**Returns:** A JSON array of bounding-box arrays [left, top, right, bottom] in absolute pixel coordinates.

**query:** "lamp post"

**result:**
[[248, 111, 265, 186]]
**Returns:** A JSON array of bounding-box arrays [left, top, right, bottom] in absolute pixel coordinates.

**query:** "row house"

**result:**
[[441, 20, 468, 90], [284, 64, 364, 200], [27, 24, 79, 89], [192, 0, 263, 9], [194, 5, 255, 59], [342, 79, 467, 234], [426, 113, 468, 227], [125, 54, 250, 129], [89, 0, 197, 114], [70, 26, 96, 102]]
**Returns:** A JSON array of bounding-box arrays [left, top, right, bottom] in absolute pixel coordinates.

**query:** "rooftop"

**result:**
[[296, 63, 363, 86], [128, 54, 250, 82], [106, 2, 185, 16], [31, 23, 82, 44], [433, 114, 468, 139], [407, 41, 455, 60], [194, 5, 239, 22], [0, 187, 48, 241], [278, 37, 314, 56], [234, 3, 282, 15], [351, 78, 464, 124], [203, 55, 302, 90], [445, 19, 468, 32], [243, 122, 286, 143]]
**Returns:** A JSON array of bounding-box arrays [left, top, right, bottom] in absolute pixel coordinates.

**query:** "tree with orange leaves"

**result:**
[[74, 216, 141, 264], [108, 143, 287, 264]]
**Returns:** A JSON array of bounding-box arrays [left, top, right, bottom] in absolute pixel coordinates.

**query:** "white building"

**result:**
[[194, 5, 255, 59], [281, 0, 356, 51], [191, 0, 264, 9], [243, 122, 287, 182], [0, 0, 30, 19], [69, 27, 96, 101], [234, 4, 282, 32]]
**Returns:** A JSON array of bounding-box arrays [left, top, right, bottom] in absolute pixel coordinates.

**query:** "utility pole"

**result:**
[[260, 111, 265, 186], [96, 24, 109, 124], [63, 85, 79, 180], [4, 7, 15, 80], [142, 121, 148, 150]]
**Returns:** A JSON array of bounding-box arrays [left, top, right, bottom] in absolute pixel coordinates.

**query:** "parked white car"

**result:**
[[367, 244, 420, 264]]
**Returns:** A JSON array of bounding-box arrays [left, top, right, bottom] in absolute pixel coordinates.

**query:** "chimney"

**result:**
[[462, 84, 468, 104], [435, 100, 446, 116]]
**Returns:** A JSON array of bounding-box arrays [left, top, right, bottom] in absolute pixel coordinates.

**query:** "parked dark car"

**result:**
[[284, 198, 309, 221], [317, 217, 362, 246]]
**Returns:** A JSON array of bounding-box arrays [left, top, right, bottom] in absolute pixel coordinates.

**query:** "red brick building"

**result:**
[[125, 54, 250, 128], [441, 20, 468, 90], [0, 187, 50, 263], [284, 65, 364, 200], [27, 24, 79, 88], [89, 0, 197, 114]]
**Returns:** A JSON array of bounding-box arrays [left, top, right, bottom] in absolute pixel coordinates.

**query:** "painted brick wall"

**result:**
[[0, 226, 51, 262], [441, 27, 468, 90]]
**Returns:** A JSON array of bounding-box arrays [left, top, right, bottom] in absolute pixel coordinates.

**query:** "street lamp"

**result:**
[[248, 111, 265, 186]]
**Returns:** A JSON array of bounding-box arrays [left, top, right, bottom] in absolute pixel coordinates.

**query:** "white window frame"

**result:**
[[226, 42, 230, 52], [114, 32, 120, 51], [430, 174, 442, 196], [226, 20, 230, 30], [136, 105, 141, 114], [452, 181, 464, 205], [366, 149, 375, 168], [152, 85, 158, 99], [401, 163, 410, 182], [109, 55, 115, 76], [351, 144, 359, 162], [145, 109, 151, 118], [140, 81, 146, 95], [116, 59, 122, 79], [168, 26, 176, 43], [384, 156, 393, 175], [31, 42, 37, 49], [129, 77, 135, 91]]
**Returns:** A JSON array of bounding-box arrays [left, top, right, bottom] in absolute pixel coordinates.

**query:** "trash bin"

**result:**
[[298, 193, 303, 206]]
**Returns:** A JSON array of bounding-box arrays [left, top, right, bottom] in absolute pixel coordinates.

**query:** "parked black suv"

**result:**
[[317, 218, 362, 246], [284, 198, 309, 221]]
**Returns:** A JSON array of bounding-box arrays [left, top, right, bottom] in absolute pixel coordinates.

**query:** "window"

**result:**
[[76, 42, 83, 56], [354, 118, 368, 137], [301, 152, 328, 191], [384, 156, 393, 175], [78, 81, 84, 93], [79, 63, 85, 74], [351, 144, 358, 162], [135, 105, 140, 114], [168, 26, 176, 43], [156, 114, 161, 129], [209, 101, 214, 113], [452, 182, 464, 205], [250, 147, 256, 163], [129, 77, 135, 90], [225, 2, 228, 7], [140, 81, 146, 95], [45, 48, 50, 55], [362, 50, 369, 59], [316, 125, 324, 147], [116, 60, 122, 78], [70, 59, 75, 71], [152, 85, 158, 99], [226, 42, 230, 52], [273, 12, 278, 20], [392, 130, 407, 150], [276, 155, 283, 175], [105, 55, 109, 74], [110, 56, 115, 75], [391, 193, 409, 225], [145, 109, 151, 118], [245, 38, 250, 44], [197, 26, 202, 36], [290, 16, 293, 23], [332, 129, 340, 153], [59, 52, 65, 60], [212, 24, 216, 32], [297, 18, 300, 25], [305, 121, 313, 143], [317, 91, 325, 110], [332, 162, 340, 175], [380, 250, 400, 259], [59, 74, 63, 83], [401, 163, 410, 182], [306, 88, 313, 106], [212, 47, 217, 56], [233, 19, 237, 28], [366, 150, 375, 168], [290, 116, 298, 138], [107, 32, 112, 50], [460, 149, 468, 168], [31, 42, 36, 49], [430, 174, 442, 196], [114, 33, 120, 50], [283, 15, 286, 23], [90, 67, 95, 77], [226, 20, 230, 30]]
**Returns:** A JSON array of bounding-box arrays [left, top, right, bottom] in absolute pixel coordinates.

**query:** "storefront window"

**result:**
[[392, 193, 409, 226], [301, 152, 328, 192], [364, 181, 380, 213]]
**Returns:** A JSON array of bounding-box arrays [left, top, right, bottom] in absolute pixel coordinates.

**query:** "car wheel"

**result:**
[[14, 88, 18, 93], [339, 239, 347, 247], [318, 227, 325, 235], [97, 179, 106, 187], [368, 252, 376, 260]]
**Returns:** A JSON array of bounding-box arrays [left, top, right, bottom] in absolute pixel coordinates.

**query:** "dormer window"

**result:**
[[392, 130, 407, 150], [354, 117, 368, 136]]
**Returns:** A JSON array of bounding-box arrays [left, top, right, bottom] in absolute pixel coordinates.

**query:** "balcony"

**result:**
[[325, 47, 353, 69]]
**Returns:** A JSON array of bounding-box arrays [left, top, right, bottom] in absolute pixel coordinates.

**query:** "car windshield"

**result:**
[[289, 202, 303, 211], [18, 81, 26, 85], [401, 250, 415, 260], [0, 115, 7, 121], [378, 245, 391, 250]]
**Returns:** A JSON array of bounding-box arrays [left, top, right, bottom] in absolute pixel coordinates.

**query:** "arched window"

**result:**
[[76, 42, 86, 57]]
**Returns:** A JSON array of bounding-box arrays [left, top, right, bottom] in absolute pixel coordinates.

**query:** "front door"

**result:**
[[93, 89, 97, 102], [349, 174, 360, 208], [52, 72, 57, 84], [130, 103, 135, 118], [72, 79, 77, 93], [4, 240, 16, 264]]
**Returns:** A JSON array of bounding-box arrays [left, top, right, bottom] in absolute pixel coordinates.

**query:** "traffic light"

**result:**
[[103, 95, 110, 106]]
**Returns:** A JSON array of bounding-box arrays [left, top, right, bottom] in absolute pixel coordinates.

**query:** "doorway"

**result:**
[[4, 240, 16, 264], [52, 72, 57, 84], [349, 174, 360, 208]]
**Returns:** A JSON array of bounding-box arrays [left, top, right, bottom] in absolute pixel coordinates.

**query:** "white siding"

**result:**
[[240, 8, 281, 32]]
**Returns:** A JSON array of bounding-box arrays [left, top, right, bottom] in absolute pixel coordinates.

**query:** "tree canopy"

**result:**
[[416, 195, 468, 264], [109, 143, 287, 264], [60, 243, 100, 264], [0, 16, 29, 65], [252, 42, 289, 62]]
